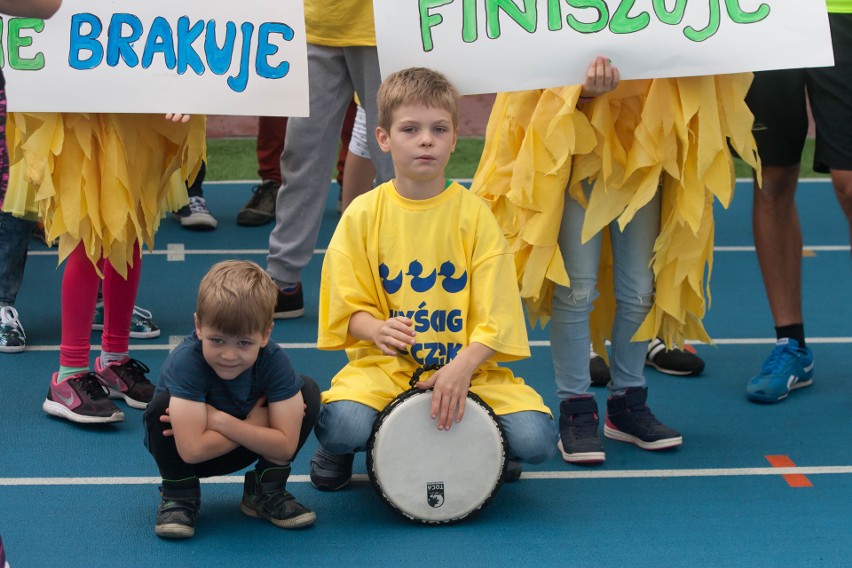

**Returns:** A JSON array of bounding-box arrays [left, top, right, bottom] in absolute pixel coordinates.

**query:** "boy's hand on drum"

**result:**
[[372, 316, 416, 356], [416, 360, 472, 431]]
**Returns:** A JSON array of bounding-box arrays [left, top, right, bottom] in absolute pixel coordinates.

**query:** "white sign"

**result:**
[[375, 0, 835, 95], [2, 0, 309, 116]]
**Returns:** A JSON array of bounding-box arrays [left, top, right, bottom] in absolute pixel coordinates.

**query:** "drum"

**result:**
[[366, 389, 506, 524]]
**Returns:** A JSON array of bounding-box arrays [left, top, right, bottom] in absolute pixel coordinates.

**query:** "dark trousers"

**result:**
[[144, 376, 320, 480]]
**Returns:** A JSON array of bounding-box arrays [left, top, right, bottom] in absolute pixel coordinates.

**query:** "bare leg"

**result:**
[[830, 169, 852, 255], [752, 164, 803, 327], [340, 153, 376, 213]]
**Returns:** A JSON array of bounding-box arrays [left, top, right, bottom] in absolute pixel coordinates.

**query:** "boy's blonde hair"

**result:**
[[196, 260, 277, 336], [377, 67, 459, 132]]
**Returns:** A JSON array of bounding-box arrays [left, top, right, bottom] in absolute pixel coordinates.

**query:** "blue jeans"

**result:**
[[316, 400, 557, 464], [550, 184, 660, 400], [0, 212, 34, 306]]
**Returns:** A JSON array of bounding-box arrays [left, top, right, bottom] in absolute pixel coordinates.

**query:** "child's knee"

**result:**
[[552, 280, 599, 313], [315, 401, 377, 454], [501, 412, 558, 465]]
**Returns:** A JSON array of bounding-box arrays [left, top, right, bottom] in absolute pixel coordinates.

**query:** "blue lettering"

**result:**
[[204, 20, 236, 75], [447, 310, 463, 332], [446, 343, 462, 361], [142, 17, 176, 69], [227, 22, 254, 92], [106, 13, 142, 68], [68, 13, 103, 70], [176, 16, 205, 75], [256, 22, 293, 79]]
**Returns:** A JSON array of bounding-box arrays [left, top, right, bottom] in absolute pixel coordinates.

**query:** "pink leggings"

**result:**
[[59, 242, 142, 368]]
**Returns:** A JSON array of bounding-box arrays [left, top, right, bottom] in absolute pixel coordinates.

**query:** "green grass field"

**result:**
[[206, 136, 825, 183]]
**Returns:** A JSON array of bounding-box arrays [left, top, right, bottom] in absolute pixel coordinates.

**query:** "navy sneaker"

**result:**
[[502, 460, 523, 483], [310, 446, 354, 491], [274, 283, 305, 319], [604, 387, 682, 450], [172, 196, 218, 230], [645, 338, 705, 376], [557, 395, 605, 464], [746, 338, 814, 403], [155, 482, 201, 539], [241, 467, 316, 529]]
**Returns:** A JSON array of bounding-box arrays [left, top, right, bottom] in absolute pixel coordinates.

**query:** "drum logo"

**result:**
[[426, 482, 444, 508]]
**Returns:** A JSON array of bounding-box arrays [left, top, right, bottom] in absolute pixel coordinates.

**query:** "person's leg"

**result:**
[[173, 161, 217, 230], [310, 400, 378, 490], [266, 44, 354, 302], [0, 212, 34, 353], [831, 169, 852, 248], [95, 242, 155, 409], [43, 244, 124, 423], [344, 46, 395, 185], [498, 411, 558, 464], [336, 99, 358, 196], [341, 105, 376, 212], [550, 184, 605, 463]]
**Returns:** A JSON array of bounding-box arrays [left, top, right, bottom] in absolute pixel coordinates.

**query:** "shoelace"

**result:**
[[760, 343, 796, 375], [187, 196, 210, 214], [77, 372, 110, 400], [113, 358, 153, 386], [132, 305, 154, 320], [0, 306, 25, 338]]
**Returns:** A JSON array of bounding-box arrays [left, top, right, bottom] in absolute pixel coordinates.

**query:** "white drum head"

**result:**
[[368, 390, 505, 523]]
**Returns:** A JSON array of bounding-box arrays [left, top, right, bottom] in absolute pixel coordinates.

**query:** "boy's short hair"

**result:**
[[196, 260, 277, 336], [377, 67, 459, 132]]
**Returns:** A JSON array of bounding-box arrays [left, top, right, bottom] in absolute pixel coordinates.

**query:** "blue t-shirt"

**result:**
[[156, 332, 303, 419]]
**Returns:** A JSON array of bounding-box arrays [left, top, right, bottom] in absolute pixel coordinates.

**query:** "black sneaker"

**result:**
[[94, 357, 155, 409], [604, 387, 682, 450], [557, 395, 605, 464], [501, 460, 523, 483], [241, 468, 316, 529], [274, 284, 305, 319], [155, 483, 201, 539], [310, 446, 354, 491], [237, 180, 278, 226], [645, 338, 705, 376], [590, 350, 611, 387]]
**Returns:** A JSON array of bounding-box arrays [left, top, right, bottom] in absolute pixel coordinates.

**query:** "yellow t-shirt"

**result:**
[[827, 0, 852, 13], [318, 181, 550, 416], [305, 0, 376, 46]]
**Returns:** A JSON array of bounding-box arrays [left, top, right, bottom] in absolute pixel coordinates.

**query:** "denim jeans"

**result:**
[[0, 212, 34, 306], [550, 184, 660, 400], [316, 400, 557, 464]]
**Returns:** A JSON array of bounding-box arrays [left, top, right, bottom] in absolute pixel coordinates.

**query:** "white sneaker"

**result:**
[[173, 196, 218, 230]]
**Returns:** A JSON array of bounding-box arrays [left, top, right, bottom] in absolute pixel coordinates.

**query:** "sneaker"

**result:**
[[236, 180, 278, 226], [557, 395, 605, 464], [95, 357, 155, 409], [0, 306, 26, 353], [646, 338, 705, 376], [274, 284, 305, 319], [172, 196, 218, 230], [746, 338, 814, 403], [155, 484, 201, 539], [589, 349, 610, 387], [92, 304, 161, 339], [241, 468, 316, 529], [501, 460, 523, 483], [310, 446, 354, 491], [604, 387, 682, 450], [43, 371, 125, 424]]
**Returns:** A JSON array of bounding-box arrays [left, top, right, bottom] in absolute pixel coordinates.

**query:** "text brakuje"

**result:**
[[69, 13, 294, 92], [418, 0, 770, 51]]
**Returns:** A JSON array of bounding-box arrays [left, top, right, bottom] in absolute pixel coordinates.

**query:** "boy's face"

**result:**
[[194, 316, 272, 380], [376, 104, 458, 184]]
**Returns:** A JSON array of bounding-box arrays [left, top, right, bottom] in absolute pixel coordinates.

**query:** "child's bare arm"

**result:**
[[349, 311, 415, 356], [0, 0, 62, 18], [414, 342, 496, 431], [204, 392, 305, 464], [580, 55, 620, 99]]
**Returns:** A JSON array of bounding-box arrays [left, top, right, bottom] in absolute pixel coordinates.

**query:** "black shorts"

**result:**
[[746, 13, 852, 172]]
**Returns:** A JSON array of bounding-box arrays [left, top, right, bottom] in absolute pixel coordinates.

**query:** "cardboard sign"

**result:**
[[375, 0, 835, 94], [2, 0, 309, 115]]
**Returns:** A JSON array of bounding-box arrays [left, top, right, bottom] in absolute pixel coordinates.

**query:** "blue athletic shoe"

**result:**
[[746, 338, 814, 403]]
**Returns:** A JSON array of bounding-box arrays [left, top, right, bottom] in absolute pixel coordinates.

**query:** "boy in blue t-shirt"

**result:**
[[143, 261, 320, 539]]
